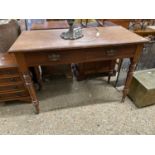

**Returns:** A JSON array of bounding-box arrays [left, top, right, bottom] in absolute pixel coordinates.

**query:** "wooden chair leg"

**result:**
[[108, 70, 114, 84], [80, 19, 88, 28], [73, 64, 86, 81], [107, 60, 116, 84], [115, 59, 123, 87], [108, 74, 111, 84], [66, 64, 73, 79], [34, 66, 43, 91]]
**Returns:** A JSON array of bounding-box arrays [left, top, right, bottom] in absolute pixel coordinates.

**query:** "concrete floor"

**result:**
[[0, 76, 155, 135]]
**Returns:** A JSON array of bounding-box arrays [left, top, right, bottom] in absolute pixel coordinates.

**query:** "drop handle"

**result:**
[[106, 49, 116, 56], [48, 53, 61, 61]]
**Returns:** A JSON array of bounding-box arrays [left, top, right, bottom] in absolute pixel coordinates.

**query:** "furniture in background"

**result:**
[[129, 19, 155, 32], [0, 53, 31, 102], [0, 20, 20, 53], [31, 20, 69, 30], [9, 26, 147, 113], [98, 19, 131, 29], [0, 19, 36, 103], [0, 20, 30, 103], [134, 27, 155, 37], [134, 24, 155, 71]]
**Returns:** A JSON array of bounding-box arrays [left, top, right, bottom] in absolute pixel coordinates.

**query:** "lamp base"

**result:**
[[61, 28, 83, 40]]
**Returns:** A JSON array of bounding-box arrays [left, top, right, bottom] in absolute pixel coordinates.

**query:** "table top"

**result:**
[[31, 20, 69, 30], [9, 26, 148, 53]]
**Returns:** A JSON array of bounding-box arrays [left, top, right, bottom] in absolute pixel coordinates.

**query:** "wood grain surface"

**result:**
[[9, 26, 148, 53]]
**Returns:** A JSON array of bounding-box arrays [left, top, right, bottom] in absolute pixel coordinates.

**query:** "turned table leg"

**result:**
[[14, 53, 40, 114], [23, 72, 40, 114], [121, 44, 143, 102]]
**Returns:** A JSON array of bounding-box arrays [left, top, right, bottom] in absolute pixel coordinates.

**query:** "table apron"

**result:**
[[24, 45, 136, 66]]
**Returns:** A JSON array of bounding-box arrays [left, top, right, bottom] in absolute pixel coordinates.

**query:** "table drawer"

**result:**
[[86, 46, 136, 61], [25, 45, 136, 66]]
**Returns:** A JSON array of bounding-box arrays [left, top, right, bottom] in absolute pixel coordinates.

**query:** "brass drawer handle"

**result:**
[[106, 49, 116, 56], [48, 53, 60, 61]]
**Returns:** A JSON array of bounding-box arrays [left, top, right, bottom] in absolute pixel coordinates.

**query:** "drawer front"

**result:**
[[0, 90, 29, 100], [86, 46, 136, 61], [0, 68, 19, 77], [0, 77, 21, 84], [25, 45, 136, 66], [0, 84, 25, 92]]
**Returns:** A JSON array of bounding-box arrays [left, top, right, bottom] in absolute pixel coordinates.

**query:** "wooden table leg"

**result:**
[[121, 45, 143, 102], [14, 53, 40, 114], [121, 57, 136, 102]]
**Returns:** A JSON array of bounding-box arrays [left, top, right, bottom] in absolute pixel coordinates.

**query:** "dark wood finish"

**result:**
[[34, 66, 42, 90], [0, 53, 31, 103], [9, 26, 148, 113]]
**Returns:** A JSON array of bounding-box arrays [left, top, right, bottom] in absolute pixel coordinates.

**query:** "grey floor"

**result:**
[[0, 76, 155, 135]]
